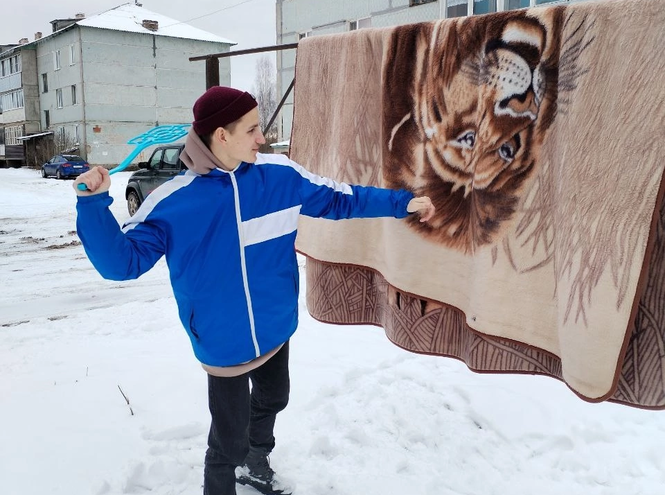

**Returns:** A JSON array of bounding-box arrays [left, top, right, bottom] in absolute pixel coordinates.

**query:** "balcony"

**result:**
[[0, 72, 21, 93]]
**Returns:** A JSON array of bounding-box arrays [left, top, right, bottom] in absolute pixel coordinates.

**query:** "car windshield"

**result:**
[[63, 155, 85, 162]]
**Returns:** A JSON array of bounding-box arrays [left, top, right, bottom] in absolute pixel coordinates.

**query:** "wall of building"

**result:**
[[34, 26, 232, 167], [20, 49, 40, 135], [35, 27, 85, 158]]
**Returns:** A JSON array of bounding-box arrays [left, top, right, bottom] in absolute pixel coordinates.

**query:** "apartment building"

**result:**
[[0, 41, 40, 166]]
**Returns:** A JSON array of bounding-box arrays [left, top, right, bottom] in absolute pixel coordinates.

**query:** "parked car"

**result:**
[[125, 144, 186, 216], [41, 154, 90, 179]]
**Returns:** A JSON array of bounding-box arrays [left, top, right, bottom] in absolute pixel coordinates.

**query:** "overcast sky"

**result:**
[[5, 0, 277, 92]]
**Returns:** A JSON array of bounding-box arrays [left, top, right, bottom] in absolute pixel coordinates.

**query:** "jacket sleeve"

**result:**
[[76, 192, 166, 281], [289, 161, 415, 219]]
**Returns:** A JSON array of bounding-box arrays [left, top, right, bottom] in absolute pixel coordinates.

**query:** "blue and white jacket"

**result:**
[[76, 152, 414, 367]]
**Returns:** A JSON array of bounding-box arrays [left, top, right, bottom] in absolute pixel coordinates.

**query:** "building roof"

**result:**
[[78, 3, 235, 44], [16, 131, 54, 141], [1, 2, 235, 55]]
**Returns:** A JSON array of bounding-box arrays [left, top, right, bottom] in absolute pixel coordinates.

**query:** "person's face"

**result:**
[[222, 108, 265, 166]]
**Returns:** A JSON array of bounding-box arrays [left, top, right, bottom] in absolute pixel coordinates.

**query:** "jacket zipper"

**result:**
[[229, 170, 261, 358]]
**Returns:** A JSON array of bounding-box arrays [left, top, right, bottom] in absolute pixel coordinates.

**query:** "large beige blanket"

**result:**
[[291, 0, 665, 408]]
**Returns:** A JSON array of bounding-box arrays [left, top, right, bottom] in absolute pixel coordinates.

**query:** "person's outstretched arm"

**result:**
[[289, 160, 434, 222]]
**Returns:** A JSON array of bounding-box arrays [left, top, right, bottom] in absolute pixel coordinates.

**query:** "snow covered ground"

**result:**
[[1, 167, 664, 495]]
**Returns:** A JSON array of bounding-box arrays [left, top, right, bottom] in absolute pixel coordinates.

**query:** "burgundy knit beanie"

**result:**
[[192, 86, 258, 135]]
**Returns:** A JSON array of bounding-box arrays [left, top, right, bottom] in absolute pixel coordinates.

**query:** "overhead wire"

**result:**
[[159, 0, 257, 28]]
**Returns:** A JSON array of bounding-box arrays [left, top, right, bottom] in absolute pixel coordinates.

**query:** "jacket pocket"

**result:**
[[189, 311, 200, 340]]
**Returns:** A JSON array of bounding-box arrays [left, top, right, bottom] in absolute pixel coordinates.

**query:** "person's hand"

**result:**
[[407, 196, 435, 223], [73, 167, 111, 196]]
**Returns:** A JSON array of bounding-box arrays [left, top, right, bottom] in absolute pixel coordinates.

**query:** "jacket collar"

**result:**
[[204, 162, 251, 178]]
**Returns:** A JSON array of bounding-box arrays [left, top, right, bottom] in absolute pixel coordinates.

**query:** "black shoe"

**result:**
[[236, 448, 293, 495]]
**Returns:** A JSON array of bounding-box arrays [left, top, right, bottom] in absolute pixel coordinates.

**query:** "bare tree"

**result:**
[[252, 55, 278, 150]]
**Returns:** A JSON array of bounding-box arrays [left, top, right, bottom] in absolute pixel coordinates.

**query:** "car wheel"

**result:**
[[41, 167, 47, 178], [127, 191, 142, 216], [56, 169, 63, 180]]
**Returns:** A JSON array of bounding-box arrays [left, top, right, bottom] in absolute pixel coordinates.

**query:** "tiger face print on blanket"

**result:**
[[383, 7, 578, 254]]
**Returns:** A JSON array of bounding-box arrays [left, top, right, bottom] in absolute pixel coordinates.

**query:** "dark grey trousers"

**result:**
[[203, 342, 290, 495]]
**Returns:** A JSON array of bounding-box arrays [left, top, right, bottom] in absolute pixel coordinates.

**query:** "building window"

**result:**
[[298, 31, 311, 40], [5, 125, 23, 145], [349, 17, 372, 31], [410, 0, 436, 5], [69, 44, 76, 65], [0, 89, 24, 111], [71, 85, 77, 105], [54, 50, 61, 70], [42, 73, 48, 93], [447, 0, 468, 17], [2, 55, 21, 76], [506, 0, 530, 8], [44, 110, 50, 128], [536, 0, 567, 4], [474, 0, 498, 14], [56, 88, 63, 108]]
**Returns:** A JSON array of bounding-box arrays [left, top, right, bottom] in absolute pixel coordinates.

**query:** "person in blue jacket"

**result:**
[[73, 86, 434, 495]]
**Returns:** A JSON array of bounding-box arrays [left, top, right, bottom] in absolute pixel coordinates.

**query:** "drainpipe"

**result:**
[[153, 34, 158, 126], [77, 26, 87, 160]]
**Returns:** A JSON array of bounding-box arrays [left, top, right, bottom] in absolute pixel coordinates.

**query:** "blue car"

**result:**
[[41, 154, 90, 179]]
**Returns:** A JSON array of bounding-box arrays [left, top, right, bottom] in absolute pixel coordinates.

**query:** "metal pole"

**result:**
[[264, 78, 295, 135], [205, 57, 220, 89], [190, 43, 299, 62]]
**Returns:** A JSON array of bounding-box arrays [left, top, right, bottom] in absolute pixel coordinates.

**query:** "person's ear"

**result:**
[[214, 127, 227, 144]]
